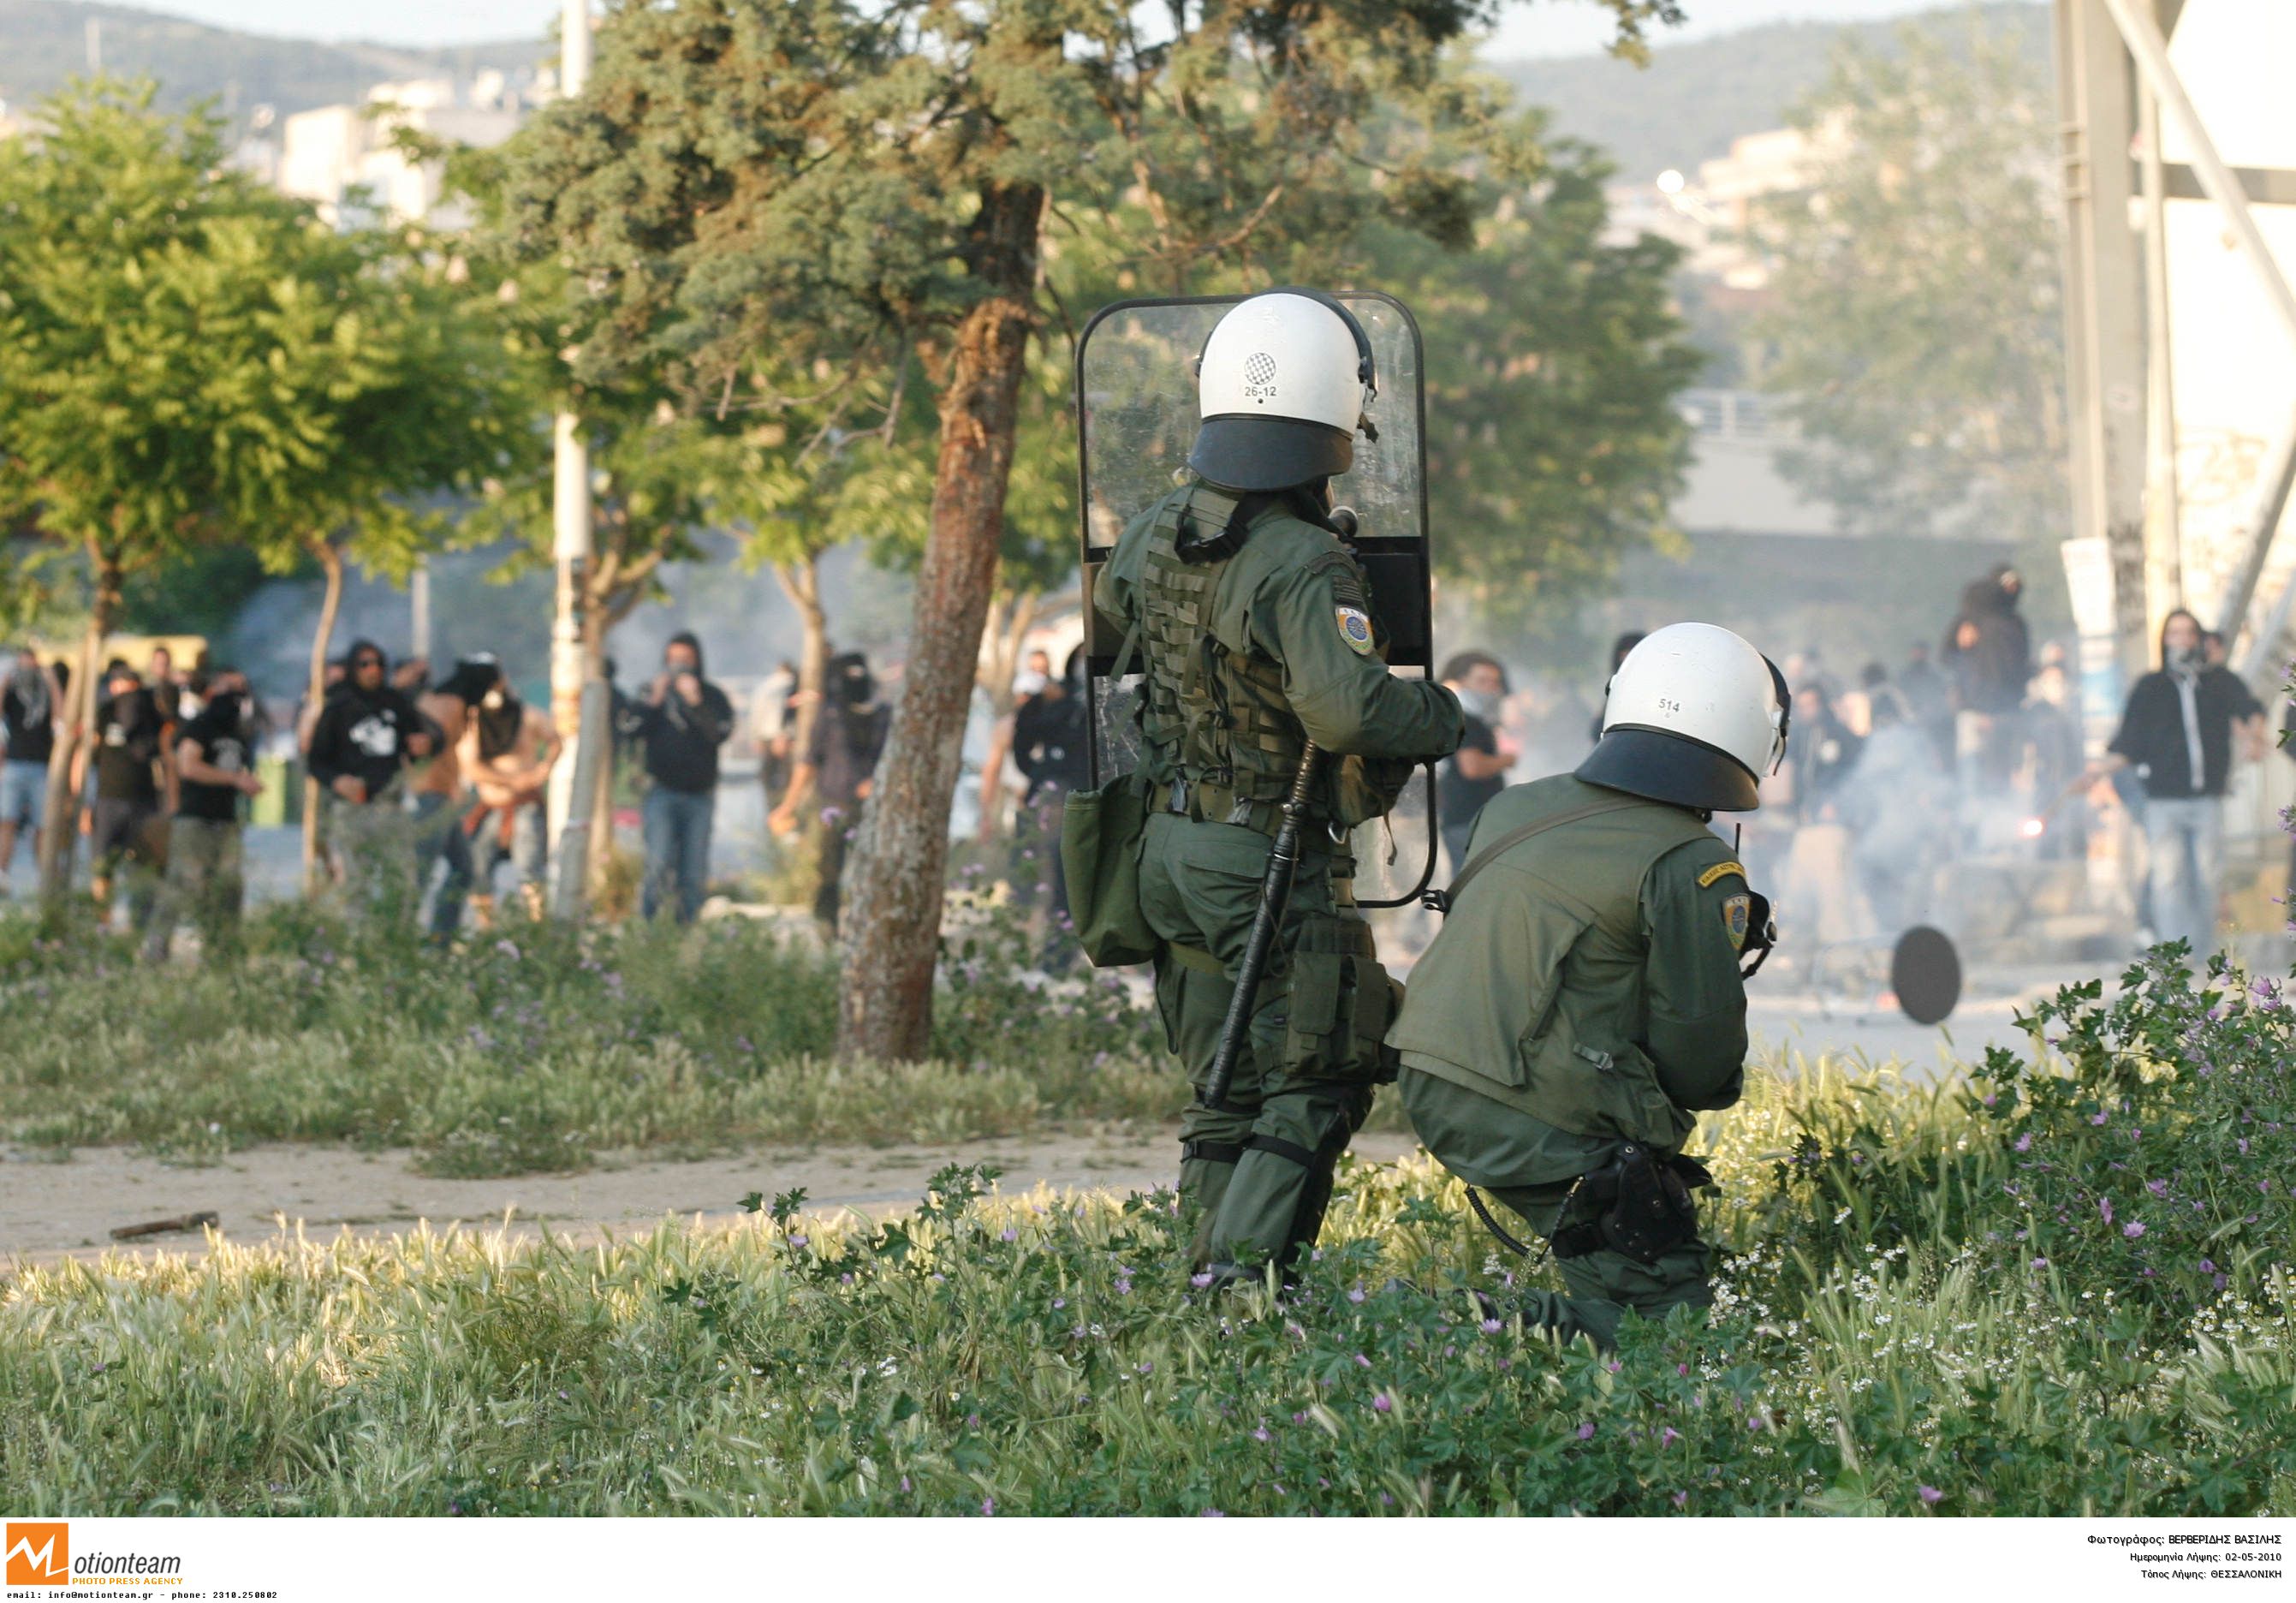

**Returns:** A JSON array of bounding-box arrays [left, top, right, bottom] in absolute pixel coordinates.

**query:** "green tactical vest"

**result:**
[[1133, 483, 1375, 837], [1389, 776, 1717, 1153]]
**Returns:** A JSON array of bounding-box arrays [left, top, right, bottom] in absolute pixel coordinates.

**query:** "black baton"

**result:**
[[1199, 743, 1324, 1110]]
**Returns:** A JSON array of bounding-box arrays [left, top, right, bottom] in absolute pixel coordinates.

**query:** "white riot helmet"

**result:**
[[1187, 289, 1376, 492], [1577, 623, 1790, 813]]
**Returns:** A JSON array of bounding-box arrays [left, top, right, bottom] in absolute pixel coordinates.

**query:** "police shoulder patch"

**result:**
[[1335, 606, 1375, 655], [1698, 860, 1747, 889], [1722, 893, 1752, 953]]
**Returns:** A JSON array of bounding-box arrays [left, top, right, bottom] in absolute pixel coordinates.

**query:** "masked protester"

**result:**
[[1008, 647, 1092, 951], [2082, 608, 2269, 956], [1391, 623, 1786, 1350], [1, 647, 62, 890], [1089, 289, 1464, 1282], [144, 668, 264, 962], [631, 631, 735, 923], [768, 650, 889, 933], [1437, 652, 1518, 878], [72, 660, 170, 933], [458, 663, 559, 925], [306, 641, 438, 915], [404, 653, 506, 940]]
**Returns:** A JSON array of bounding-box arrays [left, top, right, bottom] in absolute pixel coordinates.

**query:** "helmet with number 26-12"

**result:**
[[1187, 289, 1377, 493], [1578, 622, 1791, 813]]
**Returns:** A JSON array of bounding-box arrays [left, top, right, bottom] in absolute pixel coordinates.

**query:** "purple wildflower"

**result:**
[[1918, 1486, 1943, 1505]]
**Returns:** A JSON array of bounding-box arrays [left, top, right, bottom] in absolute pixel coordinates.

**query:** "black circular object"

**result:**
[[1891, 925, 1962, 1026]]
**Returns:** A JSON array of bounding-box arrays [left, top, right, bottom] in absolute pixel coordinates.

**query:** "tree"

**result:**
[[0, 81, 315, 903], [505, 0, 1694, 1061], [1752, 21, 2067, 545], [1355, 116, 1701, 634]]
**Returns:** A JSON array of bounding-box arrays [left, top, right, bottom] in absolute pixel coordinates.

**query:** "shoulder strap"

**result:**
[[1425, 798, 1639, 915], [1109, 615, 1144, 683]]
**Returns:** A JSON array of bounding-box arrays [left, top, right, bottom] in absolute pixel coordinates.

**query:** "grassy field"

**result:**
[[0, 914, 2288, 1516], [0, 904, 1179, 1173]]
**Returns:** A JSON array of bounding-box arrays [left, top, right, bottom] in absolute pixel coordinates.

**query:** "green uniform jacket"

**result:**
[[1391, 773, 1753, 1189], [1094, 485, 1463, 784]]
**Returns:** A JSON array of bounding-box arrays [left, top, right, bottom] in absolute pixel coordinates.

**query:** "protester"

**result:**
[[0, 647, 61, 891], [2084, 608, 2268, 956], [145, 643, 182, 723], [143, 667, 263, 962], [1436, 651, 1519, 878], [1942, 563, 2032, 798], [2023, 658, 2088, 860], [629, 630, 735, 923], [1781, 683, 1859, 824], [408, 654, 498, 939], [1008, 647, 1091, 939], [74, 659, 170, 933], [459, 662, 559, 926], [306, 641, 437, 913], [751, 659, 800, 808], [769, 649, 889, 933]]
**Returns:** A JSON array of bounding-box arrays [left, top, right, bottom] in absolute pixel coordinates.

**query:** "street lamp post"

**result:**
[[547, 0, 598, 921]]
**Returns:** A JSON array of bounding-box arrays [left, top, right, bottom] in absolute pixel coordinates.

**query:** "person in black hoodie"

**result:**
[[632, 630, 734, 923], [769, 649, 889, 934], [306, 641, 437, 914], [1942, 563, 2032, 799]]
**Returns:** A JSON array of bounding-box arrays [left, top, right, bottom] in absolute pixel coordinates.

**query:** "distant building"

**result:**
[[278, 76, 528, 229], [1606, 115, 1847, 291]]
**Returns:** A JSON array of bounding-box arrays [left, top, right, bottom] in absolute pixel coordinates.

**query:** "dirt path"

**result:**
[[0, 1128, 1424, 1269]]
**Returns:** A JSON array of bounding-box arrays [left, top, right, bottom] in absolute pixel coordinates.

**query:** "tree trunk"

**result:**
[[836, 178, 1045, 1063], [302, 539, 345, 897], [771, 556, 830, 777], [37, 550, 119, 909]]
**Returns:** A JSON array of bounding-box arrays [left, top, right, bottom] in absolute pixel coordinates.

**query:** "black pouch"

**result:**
[[1554, 1142, 1703, 1265]]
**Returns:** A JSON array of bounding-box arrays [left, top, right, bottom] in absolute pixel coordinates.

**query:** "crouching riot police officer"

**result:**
[[1389, 623, 1787, 1349], [1091, 289, 1464, 1281]]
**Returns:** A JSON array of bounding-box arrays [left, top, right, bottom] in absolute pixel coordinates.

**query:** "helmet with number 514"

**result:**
[[1578, 622, 1790, 813]]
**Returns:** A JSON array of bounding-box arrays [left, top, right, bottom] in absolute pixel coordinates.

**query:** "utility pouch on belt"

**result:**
[[1551, 1144, 1710, 1266], [1061, 621, 1160, 968], [1273, 912, 1396, 1084]]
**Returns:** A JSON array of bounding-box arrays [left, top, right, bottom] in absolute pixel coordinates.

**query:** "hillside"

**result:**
[[0, 0, 541, 119], [0, 0, 2049, 166], [1486, 1, 2049, 182]]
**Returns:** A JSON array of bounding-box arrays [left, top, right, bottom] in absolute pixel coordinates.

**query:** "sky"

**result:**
[[101, 0, 1971, 55]]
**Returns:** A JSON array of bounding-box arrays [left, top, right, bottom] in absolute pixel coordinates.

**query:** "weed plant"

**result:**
[[0, 902, 1168, 1174], [3, 945, 2287, 1515]]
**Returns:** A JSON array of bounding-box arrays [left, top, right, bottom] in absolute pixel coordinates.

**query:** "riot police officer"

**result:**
[[1389, 623, 1787, 1348], [1091, 289, 1463, 1279]]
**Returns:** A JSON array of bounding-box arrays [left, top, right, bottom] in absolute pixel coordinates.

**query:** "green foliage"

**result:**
[[0, 80, 300, 579], [3, 947, 2290, 1513], [0, 914, 2289, 1513], [0, 78, 535, 623], [1753, 20, 2067, 545], [0, 903, 1168, 1173]]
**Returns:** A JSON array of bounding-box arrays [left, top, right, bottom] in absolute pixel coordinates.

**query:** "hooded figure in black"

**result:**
[[1942, 563, 2031, 716], [767, 649, 889, 933], [306, 640, 434, 805]]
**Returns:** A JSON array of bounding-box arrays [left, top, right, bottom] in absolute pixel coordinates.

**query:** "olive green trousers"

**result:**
[[1139, 812, 1375, 1272]]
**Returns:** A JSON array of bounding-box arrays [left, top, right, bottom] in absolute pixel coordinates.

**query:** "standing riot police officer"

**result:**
[[1390, 623, 1788, 1348], [1092, 289, 1463, 1279]]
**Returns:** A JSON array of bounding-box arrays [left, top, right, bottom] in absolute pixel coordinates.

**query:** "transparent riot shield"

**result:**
[[1075, 292, 1436, 908]]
